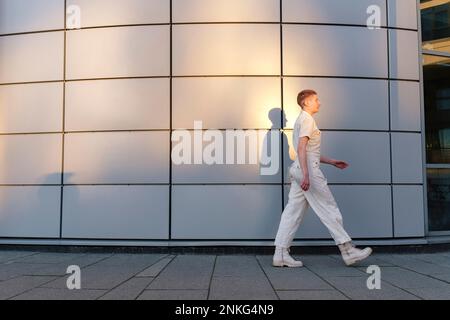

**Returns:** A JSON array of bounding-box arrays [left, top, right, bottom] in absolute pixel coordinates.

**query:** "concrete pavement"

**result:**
[[1, 248, 450, 300]]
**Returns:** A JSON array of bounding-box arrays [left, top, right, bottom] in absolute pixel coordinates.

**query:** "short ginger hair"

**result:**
[[297, 89, 317, 108]]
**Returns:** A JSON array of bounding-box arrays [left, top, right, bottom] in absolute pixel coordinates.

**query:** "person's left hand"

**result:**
[[333, 160, 349, 169]]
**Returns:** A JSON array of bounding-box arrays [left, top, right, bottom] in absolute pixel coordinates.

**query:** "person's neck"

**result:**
[[303, 109, 314, 117]]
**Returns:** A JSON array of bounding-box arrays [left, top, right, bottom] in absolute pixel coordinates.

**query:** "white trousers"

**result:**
[[274, 157, 352, 248]]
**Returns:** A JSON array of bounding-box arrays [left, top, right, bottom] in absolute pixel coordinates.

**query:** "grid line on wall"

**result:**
[[169, 0, 173, 240], [0, 22, 420, 39], [0, 76, 421, 88], [0, 236, 422, 242], [386, 0, 395, 238], [280, 0, 284, 213], [0, 182, 425, 187], [0, 129, 424, 137], [59, 0, 67, 238]]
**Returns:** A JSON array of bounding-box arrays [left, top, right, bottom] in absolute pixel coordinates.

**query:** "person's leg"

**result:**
[[304, 167, 372, 265], [273, 165, 309, 267], [337, 241, 372, 266], [302, 168, 351, 245], [274, 175, 309, 248]]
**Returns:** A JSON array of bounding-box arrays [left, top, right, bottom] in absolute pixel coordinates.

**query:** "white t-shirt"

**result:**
[[292, 110, 321, 163]]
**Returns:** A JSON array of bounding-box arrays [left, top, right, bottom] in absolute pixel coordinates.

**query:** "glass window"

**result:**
[[423, 54, 450, 164], [421, 0, 450, 54], [422, 2, 450, 233], [427, 168, 450, 231]]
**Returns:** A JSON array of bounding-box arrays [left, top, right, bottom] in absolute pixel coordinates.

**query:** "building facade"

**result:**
[[0, 0, 446, 247]]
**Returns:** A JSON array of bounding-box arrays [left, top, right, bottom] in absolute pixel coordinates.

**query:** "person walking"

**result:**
[[273, 89, 372, 267]]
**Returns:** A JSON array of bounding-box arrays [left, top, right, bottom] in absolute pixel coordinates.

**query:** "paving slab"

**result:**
[[0, 276, 57, 300], [405, 287, 450, 300], [99, 277, 155, 300], [11, 288, 107, 300], [208, 256, 278, 300], [324, 276, 421, 300], [136, 255, 175, 278], [147, 255, 215, 290], [138, 289, 208, 300], [42, 265, 145, 290], [256, 256, 333, 290], [0, 251, 39, 263], [357, 266, 450, 289], [277, 290, 349, 300]]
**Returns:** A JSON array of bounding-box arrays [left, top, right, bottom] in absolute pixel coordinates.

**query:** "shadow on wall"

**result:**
[[264, 107, 293, 178]]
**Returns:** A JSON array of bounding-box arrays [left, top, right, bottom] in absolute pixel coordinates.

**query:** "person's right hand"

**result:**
[[301, 175, 310, 191]]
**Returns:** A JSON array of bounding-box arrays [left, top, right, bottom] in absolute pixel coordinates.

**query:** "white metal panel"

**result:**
[[283, 185, 393, 239], [283, 77, 389, 130], [173, 24, 280, 76], [0, 186, 61, 238], [284, 131, 391, 183], [173, 0, 279, 22], [172, 129, 282, 183], [173, 77, 281, 129], [391, 132, 423, 183], [388, 0, 418, 29], [62, 185, 169, 239], [393, 185, 425, 237], [390, 81, 422, 131], [66, 26, 170, 79], [65, 78, 170, 131], [283, 25, 388, 78], [64, 132, 170, 184], [283, 0, 387, 26], [0, 0, 64, 35], [67, 0, 170, 27], [0, 134, 62, 184], [0, 32, 64, 84], [172, 185, 282, 239], [0, 82, 63, 133], [389, 29, 420, 80]]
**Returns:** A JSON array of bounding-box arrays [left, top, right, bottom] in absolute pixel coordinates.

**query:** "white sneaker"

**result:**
[[272, 247, 303, 267], [338, 242, 372, 266]]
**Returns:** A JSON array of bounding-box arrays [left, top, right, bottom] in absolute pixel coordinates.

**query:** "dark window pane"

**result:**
[[427, 168, 450, 231], [424, 54, 450, 163], [421, 1, 450, 54]]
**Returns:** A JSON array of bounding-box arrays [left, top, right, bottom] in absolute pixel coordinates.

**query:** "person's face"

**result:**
[[305, 94, 321, 113]]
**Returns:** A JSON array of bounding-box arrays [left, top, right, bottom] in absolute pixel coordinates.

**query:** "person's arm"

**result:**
[[320, 155, 336, 165], [295, 116, 315, 191], [297, 137, 310, 191], [320, 155, 349, 169]]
